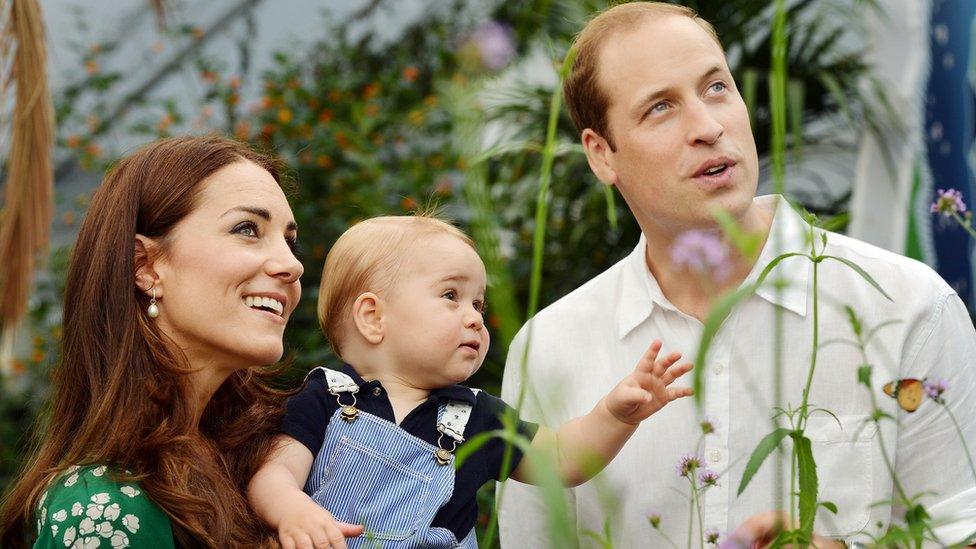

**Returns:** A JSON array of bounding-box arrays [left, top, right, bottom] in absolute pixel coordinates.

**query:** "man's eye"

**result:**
[[708, 82, 727, 94], [233, 221, 259, 237], [651, 102, 669, 114]]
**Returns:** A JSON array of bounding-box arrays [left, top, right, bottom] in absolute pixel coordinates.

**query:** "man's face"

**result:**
[[586, 15, 759, 235]]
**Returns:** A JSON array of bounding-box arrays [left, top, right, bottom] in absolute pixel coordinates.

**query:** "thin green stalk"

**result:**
[[770, 0, 789, 515], [940, 402, 976, 486], [490, 48, 577, 549], [950, 211, 976, 239], [656, 529, 681, 549], [687, 475, 705, 549]]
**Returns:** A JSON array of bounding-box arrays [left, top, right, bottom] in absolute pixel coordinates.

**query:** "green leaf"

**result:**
[[737, 428, 792, 496], [712, 207, 763, 259], [602, 185, 617, 230], [843, 305, 862, 337], [820, 255, 893, 301], [793, 433, 819, 534], [857, 364, 872, 387], [820, 501, 838, 514]]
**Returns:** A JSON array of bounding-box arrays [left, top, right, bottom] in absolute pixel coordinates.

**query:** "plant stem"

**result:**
[[950, 211, 976, 239], [940, 402, 976, 486], [688, 476, 705, 549]]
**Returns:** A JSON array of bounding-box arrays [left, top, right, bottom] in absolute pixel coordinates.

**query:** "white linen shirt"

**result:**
[[499, 195, 976, 548]]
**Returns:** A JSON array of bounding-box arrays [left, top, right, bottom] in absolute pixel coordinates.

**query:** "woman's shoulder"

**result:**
[[33, 464, 175, 548]]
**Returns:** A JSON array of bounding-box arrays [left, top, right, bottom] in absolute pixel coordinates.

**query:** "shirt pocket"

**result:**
[[805, 414, 877, 537], [312, 435, 433, 541]]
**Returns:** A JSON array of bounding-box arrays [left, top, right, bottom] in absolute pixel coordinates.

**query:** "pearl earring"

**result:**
[[147, 287, 159, 318]]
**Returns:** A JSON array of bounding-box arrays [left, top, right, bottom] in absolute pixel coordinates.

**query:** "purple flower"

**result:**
[[670, 230, 732, 281], [705, 527, 721, 545], [676, 453, 703, 478], [931, 188, 968, 217], [700, 416, 719, 435], [646, 508, 661, 529], [924, 378, 948, 401], [698, 468, 720, 488], [469, 22, 516, 71], [717, 534, 753, 549]]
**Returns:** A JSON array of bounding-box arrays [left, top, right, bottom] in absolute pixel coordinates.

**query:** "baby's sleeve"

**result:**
[[33, 465, 175, 548], [476, 393, 540, 481], [280, 371, 336, 455]]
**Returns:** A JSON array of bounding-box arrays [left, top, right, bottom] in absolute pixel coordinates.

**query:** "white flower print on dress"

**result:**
[[110, 530, 130, 548], [91, 466, 107, 477], [51, 524, 59, 537], [119, 486, 140, 498], [103, 503, 121, 521], [72, 536, 101, 549], [90, 493, 110, 505], [121, 514, 139, 534], [40, 506, 47, 526], [96, 521, 113, 538], [63, 473, 80, 487], [71, 502, 84, 516], [78, 517, 96, 536], [85, 503, 104, 521], [52, 509, 68, 522], [62, 525, 76, 546]]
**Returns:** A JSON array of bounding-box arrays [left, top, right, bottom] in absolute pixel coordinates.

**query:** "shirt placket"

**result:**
[[701, 316, 732, 535]]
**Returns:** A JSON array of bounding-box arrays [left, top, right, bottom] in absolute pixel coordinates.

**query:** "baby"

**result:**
[[248, 215, 693, 549]]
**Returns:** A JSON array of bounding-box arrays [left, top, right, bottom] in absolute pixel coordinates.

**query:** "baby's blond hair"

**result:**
[[317, 214, 475, 358]]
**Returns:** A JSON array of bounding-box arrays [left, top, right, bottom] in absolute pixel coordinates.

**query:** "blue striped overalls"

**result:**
[[304, 368, 480, 548]]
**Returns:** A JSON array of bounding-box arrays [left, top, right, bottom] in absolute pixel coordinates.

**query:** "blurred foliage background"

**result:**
[[1, 0, 888, 537]]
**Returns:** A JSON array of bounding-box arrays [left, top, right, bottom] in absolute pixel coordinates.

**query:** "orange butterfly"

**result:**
[[882, 378, 925, 412]]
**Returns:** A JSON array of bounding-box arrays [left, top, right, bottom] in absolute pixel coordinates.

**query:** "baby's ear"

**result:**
[[352, 292, 384, 344]]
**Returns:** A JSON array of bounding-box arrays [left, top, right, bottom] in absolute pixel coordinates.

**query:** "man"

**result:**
[[498, 2, 976, 547]]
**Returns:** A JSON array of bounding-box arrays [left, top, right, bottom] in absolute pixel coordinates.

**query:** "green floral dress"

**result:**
[[33, 465, 175, 548]]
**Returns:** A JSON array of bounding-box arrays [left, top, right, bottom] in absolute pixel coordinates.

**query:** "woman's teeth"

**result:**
[[244, 296, 284, 316]]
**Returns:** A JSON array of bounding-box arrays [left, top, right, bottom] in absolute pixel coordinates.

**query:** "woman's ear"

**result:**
[[134, 234, 160, 296], [351, 292, 384, 345]]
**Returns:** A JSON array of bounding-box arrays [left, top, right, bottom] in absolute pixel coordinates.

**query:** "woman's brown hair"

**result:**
[[0, 135, 292, 547]]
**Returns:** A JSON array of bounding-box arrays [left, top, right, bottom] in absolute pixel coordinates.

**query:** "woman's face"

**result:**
[[148, 160, 304, 369]]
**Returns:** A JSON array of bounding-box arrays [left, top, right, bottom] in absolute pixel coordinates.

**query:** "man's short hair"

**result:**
[[317, 213, 475, 358], [563, 2, 721, 150]]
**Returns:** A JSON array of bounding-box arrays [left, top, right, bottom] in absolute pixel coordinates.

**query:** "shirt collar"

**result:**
[[339, 362, 478, 405], [617, 194, 811, 339], [745, 194, 812, 318]]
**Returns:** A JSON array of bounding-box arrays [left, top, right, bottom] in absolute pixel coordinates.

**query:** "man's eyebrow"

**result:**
[[632, 65, 730, 120], [221, 206, 298, 231]]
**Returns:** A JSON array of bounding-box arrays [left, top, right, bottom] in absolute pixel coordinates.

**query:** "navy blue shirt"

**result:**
[[281, 364, 539, 540]]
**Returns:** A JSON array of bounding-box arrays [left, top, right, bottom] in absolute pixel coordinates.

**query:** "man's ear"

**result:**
[[351, 292, 384, 345], [134, 234, 161, 296], [581, 128, 619, 187]]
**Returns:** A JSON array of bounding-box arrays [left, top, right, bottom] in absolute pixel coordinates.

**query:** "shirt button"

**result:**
[[709, 450, 722, 463], [713, 364, 725, 375], [372, 387, 382, 396]]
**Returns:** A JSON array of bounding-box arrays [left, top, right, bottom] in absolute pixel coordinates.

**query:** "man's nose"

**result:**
[[686, 100, 724, 145]]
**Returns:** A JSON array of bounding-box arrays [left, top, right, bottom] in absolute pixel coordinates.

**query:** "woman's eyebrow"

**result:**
[[222, 205, 270, 220], [221, 205, 298, 230]]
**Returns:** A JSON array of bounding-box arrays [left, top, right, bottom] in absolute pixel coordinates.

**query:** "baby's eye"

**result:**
[[442, 290, 457, 301], [473, 300, 486, 313], [233, 221, 259, 238]]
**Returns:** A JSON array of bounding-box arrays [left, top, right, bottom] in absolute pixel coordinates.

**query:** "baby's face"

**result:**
[[380, 233, 490, 389]]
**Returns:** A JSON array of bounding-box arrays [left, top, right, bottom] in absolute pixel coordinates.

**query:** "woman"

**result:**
[[0, 135, 309, 547]]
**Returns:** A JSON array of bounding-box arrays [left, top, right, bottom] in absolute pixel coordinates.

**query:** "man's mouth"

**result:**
[[693, 157, 737, 178]]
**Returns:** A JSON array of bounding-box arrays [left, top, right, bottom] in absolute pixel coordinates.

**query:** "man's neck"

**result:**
[[641, 202, 774, 322]]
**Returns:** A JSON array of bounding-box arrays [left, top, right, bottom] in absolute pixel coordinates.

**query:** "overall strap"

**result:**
[[436, 388, 480, 443], [307, 367, 361, 422], [305, 366, 360, 394]]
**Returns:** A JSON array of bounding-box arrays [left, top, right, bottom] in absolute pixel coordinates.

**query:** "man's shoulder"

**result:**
[[823, 229, 954, 298], [517, 252, 630, 336]]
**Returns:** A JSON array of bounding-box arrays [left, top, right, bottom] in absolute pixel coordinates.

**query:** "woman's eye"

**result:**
[[233, 221, 259, 238]]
